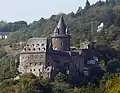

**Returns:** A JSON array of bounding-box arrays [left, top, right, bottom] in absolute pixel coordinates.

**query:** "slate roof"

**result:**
[[57, 16, 66, 35], [52, 16, 69, 37]]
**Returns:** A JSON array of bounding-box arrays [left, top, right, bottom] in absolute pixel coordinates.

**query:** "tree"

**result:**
[[51, 73, 71, 93], [106, 58, 120, 73], [103, 73, 120, 93]]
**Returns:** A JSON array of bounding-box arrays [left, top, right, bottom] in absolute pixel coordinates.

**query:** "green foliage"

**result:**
[[106, 58, 120, 73], [0, 56, 18, 82], [0, 0, 119, 93], [51, 73, 71, 93]]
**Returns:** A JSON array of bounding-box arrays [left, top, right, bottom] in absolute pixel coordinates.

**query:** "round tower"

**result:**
[[52, 16, 71, 51]]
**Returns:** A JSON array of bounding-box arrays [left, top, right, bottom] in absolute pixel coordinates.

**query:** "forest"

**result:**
[[0, 0, 119, 93]]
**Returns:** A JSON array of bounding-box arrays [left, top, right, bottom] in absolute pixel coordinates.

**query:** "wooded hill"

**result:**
[[0, 0, 120, 50]]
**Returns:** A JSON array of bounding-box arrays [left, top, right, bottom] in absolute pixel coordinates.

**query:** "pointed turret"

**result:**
[[85, 0, 90, 9], [52, 16, 71, 51], [57, 16, 66, 35], [66, 27, 70, 35]]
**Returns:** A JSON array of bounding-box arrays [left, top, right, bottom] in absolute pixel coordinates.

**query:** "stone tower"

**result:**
[[52, 16, 71, 51]]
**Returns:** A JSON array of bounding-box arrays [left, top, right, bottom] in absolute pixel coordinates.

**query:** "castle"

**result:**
[[18, 16, 100, 80]]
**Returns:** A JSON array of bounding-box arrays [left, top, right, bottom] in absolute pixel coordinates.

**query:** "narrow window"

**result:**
[[39, 69, 40, 72], [28, 48, 31, 51], [34, 69, 35, 71], [24, 48, 26, 51], [35, 63, 36, 66], [30, 63, 32, 66], [42, 47, 45, 51], [27, 44, 29, 46], [39, 63, 42, 65]]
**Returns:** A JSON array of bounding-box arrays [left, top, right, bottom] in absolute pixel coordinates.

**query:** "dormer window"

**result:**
[[58, 28, 60, 34]]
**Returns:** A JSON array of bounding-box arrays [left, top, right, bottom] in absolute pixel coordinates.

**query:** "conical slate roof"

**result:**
[[57, 16, 66, 35]]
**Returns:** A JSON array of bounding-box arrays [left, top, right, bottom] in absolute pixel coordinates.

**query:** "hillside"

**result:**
[[0, 0, 119, 50], [0, 0, 120, 93]]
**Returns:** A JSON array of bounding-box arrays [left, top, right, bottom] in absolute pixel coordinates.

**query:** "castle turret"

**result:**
[[52, 16, 71, 51]]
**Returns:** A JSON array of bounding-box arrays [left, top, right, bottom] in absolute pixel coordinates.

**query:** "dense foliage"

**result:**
[[0, 0, 120, 93]]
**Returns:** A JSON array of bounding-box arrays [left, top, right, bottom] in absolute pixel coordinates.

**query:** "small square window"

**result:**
[[41, 44, 44, 46], [30, 69, 32, 71]]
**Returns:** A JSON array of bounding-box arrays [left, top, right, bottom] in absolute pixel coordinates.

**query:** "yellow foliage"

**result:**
[[105, 74, 120, 93], [72, 87, 82, 93]]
